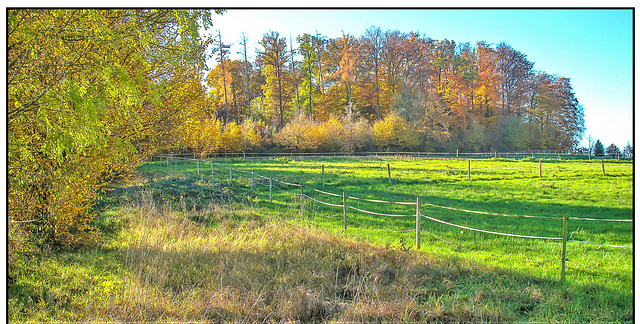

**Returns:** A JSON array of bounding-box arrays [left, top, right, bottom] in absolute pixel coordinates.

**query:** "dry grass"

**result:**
[[87, 187, 509, 323]]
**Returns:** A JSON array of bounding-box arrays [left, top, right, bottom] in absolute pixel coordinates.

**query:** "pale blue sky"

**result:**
[[205, 9, 633, 149]]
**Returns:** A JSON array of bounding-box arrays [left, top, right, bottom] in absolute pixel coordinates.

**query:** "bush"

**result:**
[[372, 112, 419, 151]]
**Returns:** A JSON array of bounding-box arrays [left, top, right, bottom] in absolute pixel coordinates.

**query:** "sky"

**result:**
[[203, 9, 633, 150]]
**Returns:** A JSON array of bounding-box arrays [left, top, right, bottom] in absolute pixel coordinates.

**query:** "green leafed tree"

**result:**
[[8, 9, 214, 252]]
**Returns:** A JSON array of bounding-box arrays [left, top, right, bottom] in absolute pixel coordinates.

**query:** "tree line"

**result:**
[[204, 27, 586, 153]]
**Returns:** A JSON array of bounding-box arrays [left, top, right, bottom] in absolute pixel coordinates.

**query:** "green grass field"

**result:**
[[9, 156, 633, 322]]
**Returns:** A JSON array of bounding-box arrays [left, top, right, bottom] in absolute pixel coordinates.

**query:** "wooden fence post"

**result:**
[[251, 170, 255, 191], [269, 176, 273, 202], [602, 159, 605, 176], [387, 164, 391, 185], [300, 183, 304, 216], [343, 192, 347, 230], [416, 196, 421, 250], [229, 165, 233, 182], [561, 212, 568, 283], [322, 165, 325, 187], [456, 149, 459, 159], [211, 161, 214, 176], [539, 160, 542, 178], [184, 158, 187, 172], [197, 160, 200, 175], [468, 160, 471, 181]]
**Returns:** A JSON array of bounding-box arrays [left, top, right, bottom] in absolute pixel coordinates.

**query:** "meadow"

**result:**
[[8, 156, 633, 322]]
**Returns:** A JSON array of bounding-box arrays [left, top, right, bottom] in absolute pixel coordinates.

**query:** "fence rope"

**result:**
[[567, 239, 632, 249], [421, 202, 563, 220], [272, 178, 302, 187], [347, 205, 413, 218], [303, 194, 343, 208], [347, 195, 417, 205], [421, 214, 563, 240], [348, 216, 415, 233], [421, 201, 632, 223], [313, 188, 342, 197]]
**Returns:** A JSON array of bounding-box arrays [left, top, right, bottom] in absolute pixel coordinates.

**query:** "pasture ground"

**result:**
[[8, 157, 633, 322]]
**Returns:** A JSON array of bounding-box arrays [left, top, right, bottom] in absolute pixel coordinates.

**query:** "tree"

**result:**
[[239, 33, 253, 120], [258, 31, 291, 127], [622, 142, 633, 159], [605, 143, 621, 158], [297, 33, 322, 116], [363, 26, 383, 119], [214, 29, 231, 123], [593, 140, 605, 156], [8, 9, 214, 249], [337, 32, 359, 106]]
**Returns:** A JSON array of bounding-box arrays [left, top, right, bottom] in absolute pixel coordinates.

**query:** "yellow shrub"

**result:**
[[372, 113, 419, 151], [274, 114, 315, 152], [220, 122, 243, 153], [241, 119, 265, 151]]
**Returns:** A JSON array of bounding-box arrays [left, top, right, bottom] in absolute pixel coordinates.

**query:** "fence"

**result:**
[[154, 150, 630, 162], [150, 155, 633, 282]]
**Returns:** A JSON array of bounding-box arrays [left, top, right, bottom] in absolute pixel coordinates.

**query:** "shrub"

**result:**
[[274, 114, 315, 152], [220, 122, 243, 153], [372, 112, 419, 151]]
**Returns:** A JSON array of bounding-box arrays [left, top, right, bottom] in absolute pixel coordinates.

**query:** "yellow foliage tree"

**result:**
[[372, 112, 420, 151], [220, 122, 244, 153], [241, 119, 265, 151], [274, 114, 315, 152]]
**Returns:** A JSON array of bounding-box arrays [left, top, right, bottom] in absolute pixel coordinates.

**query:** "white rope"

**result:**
[[421, 214, 563, 240], [347, 195, 417, 205], [254, 173, 269, 179], [303, 194, 343, 208], [272, 178, 301, 187], [348, 217, 415, 233], [347, 205, 413, 218], [568, 240, 632, 249], [421, 202, 563, 220], [313, 188, 342, 197]]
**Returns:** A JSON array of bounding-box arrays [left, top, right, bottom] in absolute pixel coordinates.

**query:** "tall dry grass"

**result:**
[[95, 186, 507, 322]]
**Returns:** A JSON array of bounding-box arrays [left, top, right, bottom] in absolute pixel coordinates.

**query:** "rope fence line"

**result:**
[[347, 195, 417, 205], [161, 158, 633, 225], [422, 202, 564, 220], [303, 194, 344, 208], [313, 188, 342, 197], [421, 214, 564, 241], [152, 154, 632, 282], [347, 205, 413, 218], [347, 216, 416, 233]]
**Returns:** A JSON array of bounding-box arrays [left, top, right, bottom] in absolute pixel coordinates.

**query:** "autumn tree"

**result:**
[[363, 26, 384, 119], [8, 9, 214, 250], [258, 31, 291, 127]]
